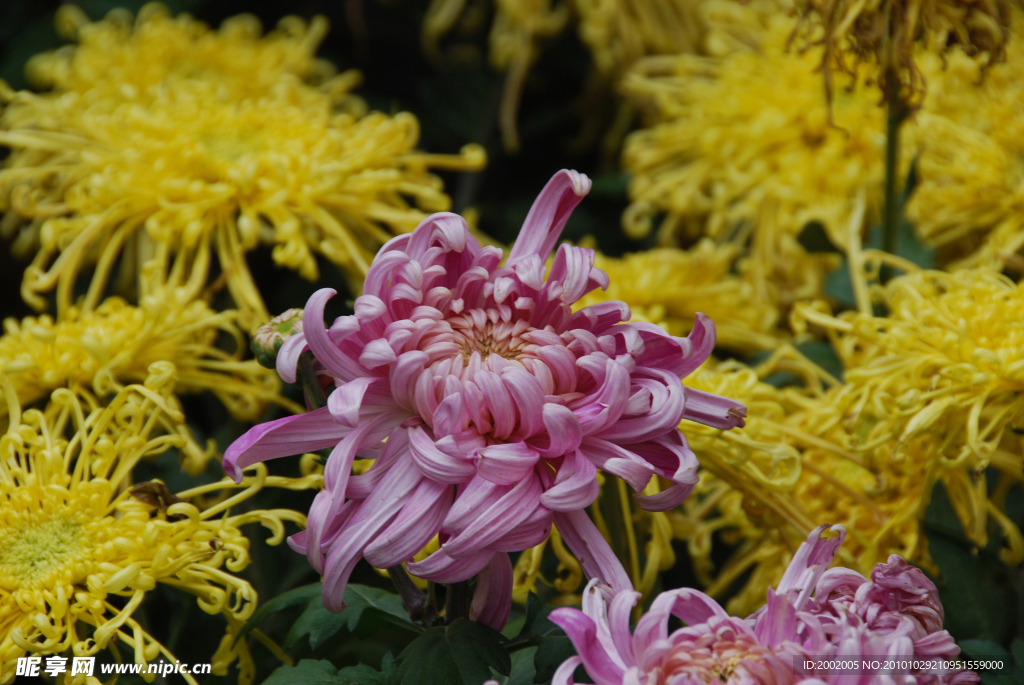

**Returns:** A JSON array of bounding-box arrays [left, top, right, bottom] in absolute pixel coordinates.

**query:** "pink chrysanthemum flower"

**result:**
[[223, 170, 746, 624], [551, 525, 978, 685]]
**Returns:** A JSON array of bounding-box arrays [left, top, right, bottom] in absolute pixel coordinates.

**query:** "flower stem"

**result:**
[[296, 351, 327, 410], [444, 580, 470, 624], [882, 79, 909, 278], [388, 564, 432, 625]]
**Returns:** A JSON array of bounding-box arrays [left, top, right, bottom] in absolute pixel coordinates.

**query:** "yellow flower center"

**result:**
[[0, 518, 83, 587]]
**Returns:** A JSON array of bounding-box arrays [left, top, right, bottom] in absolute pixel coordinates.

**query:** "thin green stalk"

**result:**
[[882, 80, 909, 276], [444, 580, 470, 624], [389, 564, 432, 626]]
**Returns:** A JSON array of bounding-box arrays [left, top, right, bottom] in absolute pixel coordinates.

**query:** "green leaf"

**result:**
[[797, 221, 843, 254], [894, 218, 935, 269], [500, 647, 538, 685], [1012, 638, 1024, 670], [924, 484, 1014, 644], [959, 640, 1020, 685], [516, 593, 544, 640], [342, 584, 416, 630], [448, 617, 512, 682], [333, 654, 398, 685], [395, 618, 511, 685], [532, 634, 575, 685], [262, 660, 345, 685], [235, 582, 323, 646], [286, 583, 422, 650], [262, 656, 397, 685], [395, 628, 462, 685], [797, 341, 843, 379], [508, 594, 577, 685], [960, 640, 1011, 660], [824, 259, 858, 310]]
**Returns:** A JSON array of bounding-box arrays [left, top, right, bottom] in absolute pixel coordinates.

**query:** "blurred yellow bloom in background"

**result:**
[[620, 2, 884, 310], [575, 241, 785, 352], [573, 0, 706, 78], [908, 9, 1024, 270], [0, 368, 311, 685], [0, 4, 485, 327], [26, 4, 331, 101]]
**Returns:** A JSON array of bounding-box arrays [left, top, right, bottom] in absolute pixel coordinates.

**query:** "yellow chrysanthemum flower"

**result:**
[[0, 292, 300, 474], [669, 358, 919, 615], [0, 4, 485, 328], [680, 263, 1024, 616], [574, 241, 785, 352], [906, 10, 1024, 269], [0, 367, 317, 685], [794, 264, 1024, 556], [620, 2, 889, 307]]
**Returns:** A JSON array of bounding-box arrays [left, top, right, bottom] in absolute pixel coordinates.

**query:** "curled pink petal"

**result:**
[[777, 524, 846, 610], [441, 473, 543, 558], [327, 377, 389, 427], [539, 449, 599, 512], [579, 437, 655, 492], [363, 479, 454, 568], [552, 657, 583, 685], [683, 386, 748, 429], [528, 403, 583, 458], [478, 442, 541, 485], [222, 408, 350, 483], [287, 530, 308, 555], [406, 547, 494, 584], [346, 427, 409, 499], [359, 338, 397, 368], [553, 509, 632, 594], [487, 502, 552, 552], [469, 552, 513, 630], [408, 425, 477, 484], [276, 332, 308, 384], [678, 313, 717, 377], [304, 289, 365, 382], [548, 607, 625, 685], [321, 460, 423, 611], [506, 169, 592, 268]]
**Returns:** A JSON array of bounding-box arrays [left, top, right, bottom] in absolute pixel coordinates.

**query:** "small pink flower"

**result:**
[[551, 525, 978, 685], [224, 170, 746, 624]]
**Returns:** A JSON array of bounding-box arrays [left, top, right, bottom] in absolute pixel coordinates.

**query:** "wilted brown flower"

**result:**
[[792, 0, 1010, 107]]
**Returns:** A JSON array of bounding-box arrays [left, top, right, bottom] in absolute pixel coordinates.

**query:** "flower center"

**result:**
[[0, 518, 84, 586], [662, 631, 780, 684], [449, 312, 534, 364]]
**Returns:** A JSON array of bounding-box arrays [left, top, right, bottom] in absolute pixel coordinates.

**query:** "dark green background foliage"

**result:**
[[1, 1, 1022, 683]]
